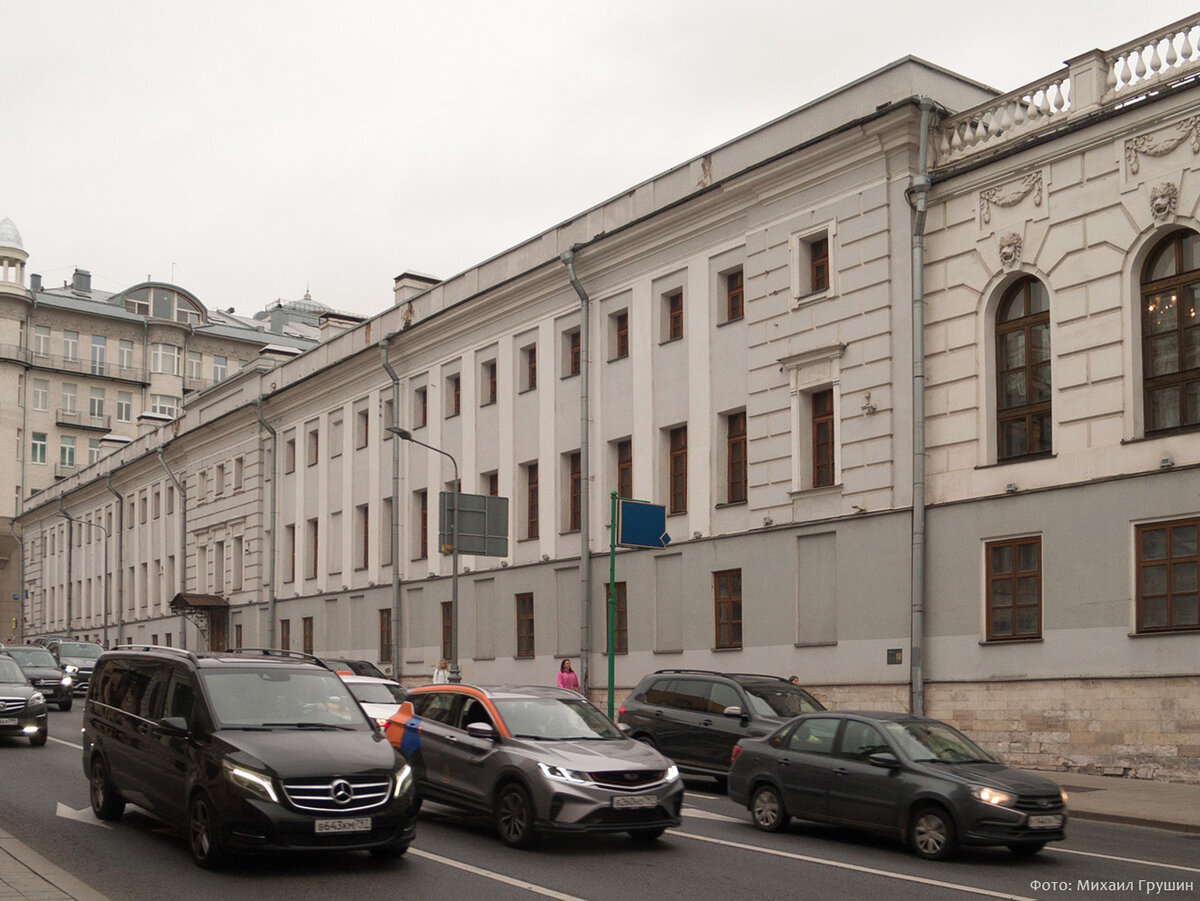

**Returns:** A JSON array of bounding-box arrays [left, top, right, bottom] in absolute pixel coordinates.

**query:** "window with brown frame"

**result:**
[[810, 237, 829, 292], [1136, 517, 1199, 632], [302, 616, 314, 655], [985, 536, 1042, 640], [356, 504, 370, 570], [727, 411, 747, 503], [812, 389, 835, 487], [604, 581, 628, 653], [414, 387, 427, 429], [234, 623, 243, 650], [614, 311, 629, 359], [305, 518, 318, 580], [379, 609, 392, 663], [667, 290, 684, 340], [1141, 231, 1200, 434], [485, 471, 499, 496], [997, 277, 1052, 459], [482, 359, 497, 406], [447, 374, 461, 417], [516, 593, 535, 658], [568, 451, 582, 531], [441, 602, 453, 661], [668, 426, 687, 514], [416, 490, 428, 559], [567, 329, 581, 376], [714, 569, 742, 649], [726, 268, 744, 322], [522, 345, 537, 391], [525, 462, 539, 539], [279, 619, 291, 651], [616, 439, 632, 499]]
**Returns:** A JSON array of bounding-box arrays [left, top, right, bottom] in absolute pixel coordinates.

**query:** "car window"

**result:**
[[164, 674, 195, 723], [459, 698, 495, 730], [200, 667, 369, 729], [708, 682, 741, 714], [665, 679, 710, 712], [742, 683, 824, 718], [838, 720, 890, 760], [787, 717, 839, 754], [0, 656, 26, 683], [643, 680, 671, 706], [349, 682, 407, 705], [493, 697, 623, 740], [418, 691, 463, 726], [141, 667, 171, 719], [4, 648, 58, 668]]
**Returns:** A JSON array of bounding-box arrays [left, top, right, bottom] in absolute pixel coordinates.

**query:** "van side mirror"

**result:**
[[156, 716, 189, 737], [868, 751, 900, 769]]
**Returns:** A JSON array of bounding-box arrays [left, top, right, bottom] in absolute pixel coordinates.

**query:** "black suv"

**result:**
[[82, 647, 418, 868], [618, 670, 825, 780], [46, 639, 104, 695], [0, 654, 48, 746], [0, 645, 75, 710]]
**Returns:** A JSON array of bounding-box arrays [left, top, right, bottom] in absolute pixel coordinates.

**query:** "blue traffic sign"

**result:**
[[616, 499, 671, 548]]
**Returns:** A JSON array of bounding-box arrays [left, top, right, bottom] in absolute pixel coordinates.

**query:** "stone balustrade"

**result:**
[[933, 14, 1200, 169]]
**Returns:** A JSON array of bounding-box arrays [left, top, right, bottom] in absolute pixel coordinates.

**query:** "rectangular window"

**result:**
[[232, 536, 243, 591], [234, 624, 243, 650], [812, 389, 834, 488], [88, 438, 101, 465], [381, 496, 394, 566], [379, 609, 393, 664], [481, 359, 497, 405], [186, 351, 202, 382], [441, 603, 453, 661], [116, 391, 132, 423], [355, 504, 370, 570], [727, 411, 747, 504], [33, 326, 49, 357], [306, 518, 319, 580], [485, 471, 499, 497], [616, 439, 632, 499], [383, 398, 395, 433], [89, 388, 105, 419], [525, 462, 539, 539], [214, 463, 226, 497], [284, 436, 296, 473], [714, 569, 743, 649], [214, 540, 226, 594], [355, 405, 369, 448], [118, 340, 134, 370], [986, 537, 1042, 640], [1136, 518, 1198, 632], [60, 436, 76, 467], [302, 616, 314, 655], [151, 343, 180, 375], [568, 451, 582, 532], [306, 423, 319, 466], [213, 355, 227, 382], [283, 525, 295, 583], [669, 426, 687, 514], [280, 619, 291, 651], [416, 490, 428, 559], [521, 345, 537, 391], [605, 582, 628, 654], [446, 374, 461, 417], [613, 310, 630, 359], [61, 382, 77, 414], [233, 456, 244, 490], [725, 268, 744, 322], [31, 432, 46, 464], [150, 395, 178, 417], [516, 593, 535, 658], [666, 291, 683, 341], [810, 237, 829, 292], [63, 330, 78, 361], [91, 336, 106, 375], [32, 378, 48, 411], [414, 386, 428, 429], [565, 329, 581, 377]]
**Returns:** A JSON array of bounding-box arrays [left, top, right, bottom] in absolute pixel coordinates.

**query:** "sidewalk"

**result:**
[[2, 774, 1197, 901]]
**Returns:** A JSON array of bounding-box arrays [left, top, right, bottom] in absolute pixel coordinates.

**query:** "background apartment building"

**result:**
[[16, 14, 1200, 781]]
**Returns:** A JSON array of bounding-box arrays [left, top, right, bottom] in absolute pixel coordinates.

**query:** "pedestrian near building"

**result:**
[[557, 659, 580, 693], [432, 659, 450, 684]]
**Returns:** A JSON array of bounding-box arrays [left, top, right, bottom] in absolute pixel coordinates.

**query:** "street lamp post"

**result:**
[[388, 427, 461, 684], [56, 501, 111, 648]]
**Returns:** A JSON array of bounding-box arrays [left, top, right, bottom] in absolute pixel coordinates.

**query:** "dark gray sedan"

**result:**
[[728, 711, 1067, 860]]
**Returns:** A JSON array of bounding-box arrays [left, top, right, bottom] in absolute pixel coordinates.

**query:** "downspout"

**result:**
[[156, 448, 187, 647], [560, 247, 592, 695], [910, 97, 933, 716], [253, 399, 277, 647], [105, 474, 125, 646], [9, 522, 23, 642], [380, 337, 404, 679]]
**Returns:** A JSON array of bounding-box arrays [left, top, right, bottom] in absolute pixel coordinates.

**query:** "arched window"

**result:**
[[996, 277, 1051, 460], [1142, 231, 1200, 434]]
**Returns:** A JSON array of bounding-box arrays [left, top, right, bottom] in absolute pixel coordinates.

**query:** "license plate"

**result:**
[[1028, 814, 1063, 829], [612, 794, 657, 809], [0, 717, 16, 726], [314, 817, 371, 834]]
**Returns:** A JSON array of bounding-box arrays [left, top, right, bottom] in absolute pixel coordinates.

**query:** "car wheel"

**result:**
[[188, 794, 229, 869], [494, 783, 536, 849], [910, 805, 957, 860], [59, 699, 73, 712], [750, 784, 788, 832], [627, 827, 667, 843], [29, 725, 48, 747], [634, 733, 659, 751], [1008, 842, 1046, 857], [89, 757, 125, 821]]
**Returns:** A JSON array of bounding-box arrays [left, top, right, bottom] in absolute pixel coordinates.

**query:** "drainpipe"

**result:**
[[380, 337, 404, 678], [910, 97, 933, 716], [253, 399, 277, 647], [9, 521, 23, 642], [156, 448, 188, 647], [560, 247, 592, 695], [105, 474, 125, 646]]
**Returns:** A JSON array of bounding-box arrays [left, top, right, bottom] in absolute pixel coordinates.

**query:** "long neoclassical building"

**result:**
[[16, 14, 1200, 781]]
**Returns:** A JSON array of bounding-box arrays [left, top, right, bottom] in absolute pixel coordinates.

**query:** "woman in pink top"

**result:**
[[556, 659, 580, 692]]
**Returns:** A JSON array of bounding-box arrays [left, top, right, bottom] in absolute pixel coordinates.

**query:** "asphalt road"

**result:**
[[1, 705, 1197, 901]]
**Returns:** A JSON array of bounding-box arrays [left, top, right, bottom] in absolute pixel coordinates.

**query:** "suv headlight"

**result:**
[[665, 765, 679, 782], [393, 763, 413, 798], [28, 692, 45, 707], [222, 761, 279, 803], [61, 675, 73, 688], [971, 786, 1015, 807], [538, 762, 592, 785]]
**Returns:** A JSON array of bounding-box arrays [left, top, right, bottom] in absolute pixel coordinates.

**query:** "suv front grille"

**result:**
[[1014, 792, 1064, 813], [589, 769, 668, 789], [281, 775, 392, 813], [0, 697, 27, 714]]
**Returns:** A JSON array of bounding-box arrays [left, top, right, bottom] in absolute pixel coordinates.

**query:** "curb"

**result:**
[[0, 827, 115, 901]]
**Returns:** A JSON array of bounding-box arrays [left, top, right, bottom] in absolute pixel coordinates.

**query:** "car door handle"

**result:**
[[653, 710, 665, 718], [778, 758, 791, 766], [834, 767, 849, 777], [701, 719, 713, 726]]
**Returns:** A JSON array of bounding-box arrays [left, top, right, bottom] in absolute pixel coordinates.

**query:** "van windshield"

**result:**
[[59, 643, 103, 660], [200, 667, 371, 730]]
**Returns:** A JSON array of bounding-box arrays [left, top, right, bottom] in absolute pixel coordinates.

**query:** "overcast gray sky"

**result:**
[[5, 2, 1196, 319]]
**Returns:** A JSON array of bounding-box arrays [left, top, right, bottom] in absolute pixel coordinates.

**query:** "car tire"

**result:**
[[89, 757, 125, 821], [29, 725, 48, 747], [59, 699, 73, 712], [627, 827, 667, 843], [910, 805, 957, 860], [633, 733, 659, 751], [750, 784, 789, 832], [188, 794, 229, 869], [494, 783, 537, 849], [1008, 842, 1046, 857]]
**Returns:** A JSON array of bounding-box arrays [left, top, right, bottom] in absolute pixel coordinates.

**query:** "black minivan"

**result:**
[[82, 647, 418, 868]]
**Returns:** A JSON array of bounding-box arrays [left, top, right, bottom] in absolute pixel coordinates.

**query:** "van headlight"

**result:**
[[223, 761, 279, 803], [971, 786, 1015, 807], [393, 763, 413, 798]]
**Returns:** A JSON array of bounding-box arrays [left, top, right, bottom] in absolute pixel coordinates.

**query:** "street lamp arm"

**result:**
[[387, 426, 458, 484]]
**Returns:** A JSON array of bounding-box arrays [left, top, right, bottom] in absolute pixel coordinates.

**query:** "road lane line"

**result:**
[[682, 807, 744, 823], [50, 735, 82, 750], [1050, 846, 1200, 874], [409, 848, 590, 900], [674, 831, 1037, 901]]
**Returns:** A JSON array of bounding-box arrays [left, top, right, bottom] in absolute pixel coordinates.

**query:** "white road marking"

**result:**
[[55, 803, 111, 829], [409, 848, 590, 900], [1051, 846, 1200, 874], [682, 806, 745, 823], [50, 735, 83, 751], [673, 831, 1038, 901]]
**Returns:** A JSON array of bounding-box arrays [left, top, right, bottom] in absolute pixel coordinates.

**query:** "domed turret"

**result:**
[[0, 217, 28, 290]]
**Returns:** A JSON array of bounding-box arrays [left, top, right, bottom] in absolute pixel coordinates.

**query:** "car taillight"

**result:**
[[618, 705, 626, 717], [731, 745, 742, 765]]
